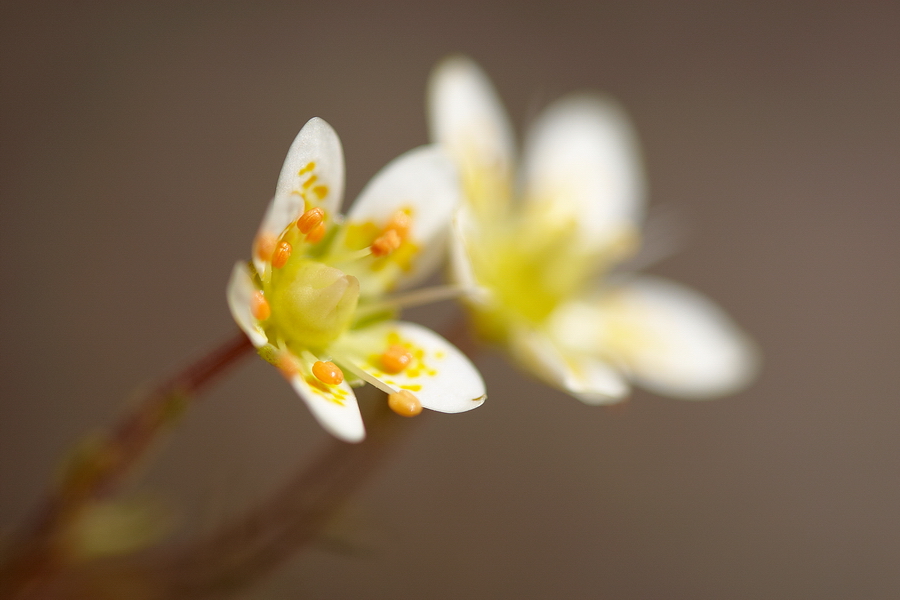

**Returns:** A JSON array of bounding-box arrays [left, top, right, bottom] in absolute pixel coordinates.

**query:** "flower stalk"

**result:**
[[1, 331, 254, 598]]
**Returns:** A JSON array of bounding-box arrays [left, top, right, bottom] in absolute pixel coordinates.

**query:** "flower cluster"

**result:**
[[428, 56, 757, 404], [228, 118, 485, 442], [229, 58, 758, 441]]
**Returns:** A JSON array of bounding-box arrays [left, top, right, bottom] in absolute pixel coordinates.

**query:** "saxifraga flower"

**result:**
[[228, 117, 486, 441], [428, 56, 757, 404]]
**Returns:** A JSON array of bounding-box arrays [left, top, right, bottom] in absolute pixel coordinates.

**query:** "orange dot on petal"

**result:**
[[380, 345, 412, 374], [271, 241, 292, 268], [254, 234, 277, 261], [388, 391, 422, 417], [297, 207, 324, 233], [312, 361, 343, 385], [306, 222, 326, 244], [251, 291, 270, 321], [371, 229, 401, 257]]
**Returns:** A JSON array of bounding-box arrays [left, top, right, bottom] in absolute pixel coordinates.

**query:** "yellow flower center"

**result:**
[[267, 259, 360, 348]]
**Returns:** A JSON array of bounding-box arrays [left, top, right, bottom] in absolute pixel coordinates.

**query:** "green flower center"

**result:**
[[266, 259, 360, 349]]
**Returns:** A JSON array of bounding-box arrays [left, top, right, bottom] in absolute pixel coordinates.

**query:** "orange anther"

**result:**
[[386, 210, 412, 239], [251, 290, 270, 321], [380, 344, 412, 374], [312, 361, 343, 385], [271, 241, 292, 268], [276, 352, 300, 379], [388, 390, 422, 417], [297, 207, 324, 234], [306, 222, 326, 244], [254, 233, 277, 262], [371, 229, 401, 257]]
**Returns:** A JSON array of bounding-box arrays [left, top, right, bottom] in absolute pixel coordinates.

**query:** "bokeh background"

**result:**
[[2, 1, 898, 598]]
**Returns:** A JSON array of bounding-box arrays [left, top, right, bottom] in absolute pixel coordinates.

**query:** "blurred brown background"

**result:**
[[2, 1, 898, 598]]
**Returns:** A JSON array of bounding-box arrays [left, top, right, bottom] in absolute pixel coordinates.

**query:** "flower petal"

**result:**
[[254, 117, 345, 274], [340, 145, 461, 294], [428, 55, 515, 219], [510, 326, 629, 404], [226, 262, 268, 347], [551, 277, 758, 399], [520, 95, 646, 251], [335, 321, 486, 414], [288, 368, 365, 443]]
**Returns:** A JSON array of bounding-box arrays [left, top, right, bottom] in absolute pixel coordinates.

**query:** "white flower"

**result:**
[[428, 56, 757, 404], [228, 117, 486, 442]]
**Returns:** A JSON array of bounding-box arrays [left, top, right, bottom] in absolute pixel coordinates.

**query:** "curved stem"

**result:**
[[1, 331, 255, 598], [157, 395, 418, 598]]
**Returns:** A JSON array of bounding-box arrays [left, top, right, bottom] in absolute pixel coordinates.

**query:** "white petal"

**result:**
[[553, 277, 758, 399], [340, 145, 461, 293], [335, 321, 486, 414], [288, 368, 365, 443], [449, 205, 492, 306], [254, 117, 345, 274], [225, 262, 268, 347], [510, 325, 629, 404], [428, 55, 515, 217], [520, 95, 646, 250]]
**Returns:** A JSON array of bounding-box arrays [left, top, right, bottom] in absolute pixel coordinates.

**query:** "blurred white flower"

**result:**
[[228, 117, 485, 441], [428, 56, 757, 404]]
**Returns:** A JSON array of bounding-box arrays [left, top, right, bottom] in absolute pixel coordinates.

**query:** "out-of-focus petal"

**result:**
[[520, 95, 646, 251], [288, 368, 364, 443], [226, 262, 268, 347], [254, 117, 345, 274], [336, 322, 486, 413], [553, 276, 758, 399], [510, 326, 629, 404], [340, 145, 460, 294], [428, 55, 515, 218]]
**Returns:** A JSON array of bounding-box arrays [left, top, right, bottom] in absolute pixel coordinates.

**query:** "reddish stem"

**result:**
[[0, 331, 254, 598]]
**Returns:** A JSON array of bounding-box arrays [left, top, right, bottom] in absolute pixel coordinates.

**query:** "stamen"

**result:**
[[297, 207, 324, 233], [388, 390, 422, 417], [355, 285, 474, 317], [370, 229, 401, 257], [385, 210, 411, 239], [380, 345, 412, 374], [271, 241, 292, 268], [276, 351, 300, 379], [312, 361, 344, 385], [306, 222, 326, 244], [254, 233, 277, 262], [251, 290, 270, 321]]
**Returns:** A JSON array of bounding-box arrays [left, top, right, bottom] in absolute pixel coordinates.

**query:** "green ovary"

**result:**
[[268, 259, 360, 348]]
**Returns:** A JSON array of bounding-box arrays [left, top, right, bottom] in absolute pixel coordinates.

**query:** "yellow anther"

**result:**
[[254, 233, 277, 262], [276, 351, 300, 379], [371, 229, 401, 257], [312, 361, 344, 386], [251, 290, 270, 321], [380, 344, 412, 374], [271, 241, 292, 269], [297, 207, 325, 234], [388, 390, 422, 417], [306, 222, 327, 244], [385, 210, 412, 239]]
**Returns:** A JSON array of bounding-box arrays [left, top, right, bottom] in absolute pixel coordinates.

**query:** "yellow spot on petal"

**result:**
[[312, 185, 329, 199], [298, 161, 316, 175], [302, 174, 318, 189]]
